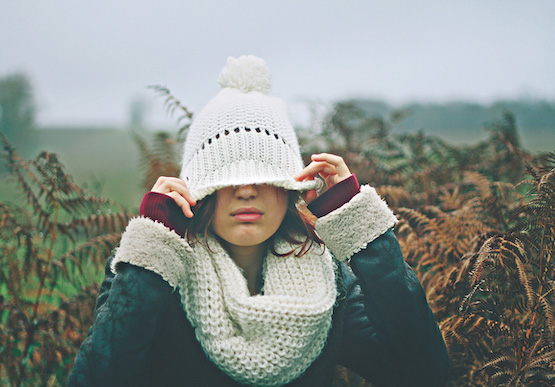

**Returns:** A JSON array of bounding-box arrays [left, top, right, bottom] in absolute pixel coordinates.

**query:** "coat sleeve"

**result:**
[[68, 257, 173, 387], [314, 185, 449, 387], [338, 230, 450, 387]]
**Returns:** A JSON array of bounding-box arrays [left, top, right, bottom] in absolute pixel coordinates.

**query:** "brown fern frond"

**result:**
[[57, 195, 115, 214], [537, 292, 555, 331], [463, 171, 493, 200], [9, 163, 50, 225], [481, 354, 514, 371], [469, 235, 527, 286], [33, 151, 83, 197], [526, 350, 555, 373], [514, 254, 534, 304], [61, 211, 133, 239], [396, 207, 434, 232], [133, 131, 181, 191], [0, 136, 136, 385], [148, 85, 193, 139], [53, 233, 121, 285], [438, 185, 465, 211], [375, 185, 413, 209], [0, 202, 31, 238]]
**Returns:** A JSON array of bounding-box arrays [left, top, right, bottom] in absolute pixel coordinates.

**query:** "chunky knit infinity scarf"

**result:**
[[179, 237, 337, 386], [112, 217, 337, 386], [113, 184, 398, 385]]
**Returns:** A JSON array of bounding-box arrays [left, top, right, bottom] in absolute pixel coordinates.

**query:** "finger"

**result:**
[[302, 189, 318, 203], [160, 181, 197, 207], [153, 177, 189, 193], [153, 178, 196, 206], [294, 165, 314, 182], [311, 153, 351, 179], [152, 176, 177, 191], [152, 176, 188, 193], [311, 153, 345, 165], [295, 162, 337, 182], [166, 191, 194, 218]]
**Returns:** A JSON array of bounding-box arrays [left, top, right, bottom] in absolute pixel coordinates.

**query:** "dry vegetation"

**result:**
[[1, 95, 554, 386], [0, 135, 134, 386], [318, 103, 555, 386]]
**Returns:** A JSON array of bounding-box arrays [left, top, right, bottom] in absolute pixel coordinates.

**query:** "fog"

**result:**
[[1, 0, 554, 128]]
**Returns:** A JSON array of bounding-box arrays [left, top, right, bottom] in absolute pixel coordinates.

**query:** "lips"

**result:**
[[231, 207, 263, 222]]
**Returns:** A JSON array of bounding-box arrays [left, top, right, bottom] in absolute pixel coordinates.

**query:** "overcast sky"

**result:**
[[1, 0, 554, 129]]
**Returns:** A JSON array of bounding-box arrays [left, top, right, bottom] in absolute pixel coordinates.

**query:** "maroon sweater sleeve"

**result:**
[[140, 174, 360, 236], [139, 191, 188, 238], [307, 174, 360, 218]]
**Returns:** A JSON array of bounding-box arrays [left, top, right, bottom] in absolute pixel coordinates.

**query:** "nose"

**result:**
[[235, 184, 257, 200]]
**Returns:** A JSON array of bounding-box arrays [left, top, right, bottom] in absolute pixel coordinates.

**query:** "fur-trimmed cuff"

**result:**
[[111, 217, 192, 289], [315, 185, 398, 261]]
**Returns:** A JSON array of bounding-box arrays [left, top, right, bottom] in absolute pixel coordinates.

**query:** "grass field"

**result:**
[[1, 128, 145, 211], [1, 123, 553, 212]]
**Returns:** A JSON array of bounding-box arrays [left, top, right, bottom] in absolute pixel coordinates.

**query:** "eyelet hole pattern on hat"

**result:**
[[194, 126, 291, 157]]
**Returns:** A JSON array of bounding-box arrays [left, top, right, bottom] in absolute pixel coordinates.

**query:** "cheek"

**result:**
[[212, 199, 230, 237]]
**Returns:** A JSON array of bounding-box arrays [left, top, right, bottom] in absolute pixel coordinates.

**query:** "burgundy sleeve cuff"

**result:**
[[307, 174, 360, 218], [139, 192, 188, 238]]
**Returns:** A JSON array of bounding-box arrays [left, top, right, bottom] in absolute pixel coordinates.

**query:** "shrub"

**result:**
[[0, 135, 133, 386]]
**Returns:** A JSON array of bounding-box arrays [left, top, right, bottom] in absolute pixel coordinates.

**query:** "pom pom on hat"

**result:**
[[218, 55, 272, 95]]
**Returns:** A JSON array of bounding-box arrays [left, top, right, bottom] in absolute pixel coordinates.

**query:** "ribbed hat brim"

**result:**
[[183, 160, 322, 201]]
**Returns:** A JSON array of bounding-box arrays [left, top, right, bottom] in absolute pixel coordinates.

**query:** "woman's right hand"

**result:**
[[151, 176, 197, 218]]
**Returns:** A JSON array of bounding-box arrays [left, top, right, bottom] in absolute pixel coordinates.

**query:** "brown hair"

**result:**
[[185, 191, 323, 257]]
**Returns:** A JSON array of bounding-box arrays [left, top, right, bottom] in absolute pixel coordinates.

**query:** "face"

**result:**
[[212, 185, 288, 249]]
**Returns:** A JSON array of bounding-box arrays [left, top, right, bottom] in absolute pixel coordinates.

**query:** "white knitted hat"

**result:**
[[180, 55, 321, 201]]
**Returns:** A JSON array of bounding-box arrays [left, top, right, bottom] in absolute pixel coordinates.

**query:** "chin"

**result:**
[[224, 230, 271, 247], [232, 236, 268, 247]]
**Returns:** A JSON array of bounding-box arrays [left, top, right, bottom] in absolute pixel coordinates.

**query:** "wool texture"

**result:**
[[315, 185, 398, 261], [179, 55, 320, 201], [110, 217, 187, 288], [111, 217, 337, 386]]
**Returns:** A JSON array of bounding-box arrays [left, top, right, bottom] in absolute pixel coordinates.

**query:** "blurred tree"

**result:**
[[129, 96, 148, 129], [0, 73, 37, 158]]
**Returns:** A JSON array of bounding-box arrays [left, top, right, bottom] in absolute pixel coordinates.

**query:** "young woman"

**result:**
[[69, 56, 449, 386]]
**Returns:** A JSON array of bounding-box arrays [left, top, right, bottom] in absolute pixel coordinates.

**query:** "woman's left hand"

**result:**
[[295, 153, 352, 202]]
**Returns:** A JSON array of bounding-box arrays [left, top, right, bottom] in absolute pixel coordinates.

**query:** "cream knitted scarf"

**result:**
[[113, 184, 399, 385], [179, 237, 337, 386], [111, 217, 338, 386], [112, 184, 400, 385]]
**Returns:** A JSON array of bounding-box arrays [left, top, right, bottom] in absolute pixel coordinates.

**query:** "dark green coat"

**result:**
[[69, 230, 449, 387]]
